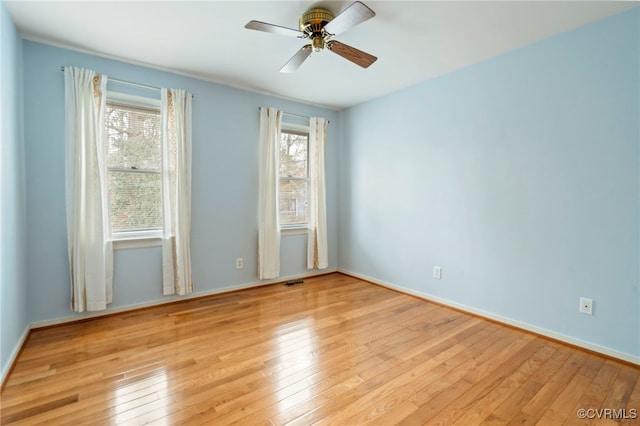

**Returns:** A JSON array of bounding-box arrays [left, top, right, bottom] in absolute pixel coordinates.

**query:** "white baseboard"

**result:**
[[30, 269, 337, 329], [1, 325, 30, 386], [339, 268, 640, 366]]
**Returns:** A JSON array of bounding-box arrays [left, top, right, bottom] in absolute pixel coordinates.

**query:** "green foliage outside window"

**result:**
[[279, 130, 308, 226], [105, 102, 162, 232]]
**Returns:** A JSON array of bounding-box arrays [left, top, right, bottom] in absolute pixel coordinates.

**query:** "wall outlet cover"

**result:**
[[433, 266, 442, 280], [579, 297, 593, 315]]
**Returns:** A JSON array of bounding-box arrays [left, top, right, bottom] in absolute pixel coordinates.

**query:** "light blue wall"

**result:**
[[22, 41, 339, 323], [1, 2, 28, 378], [338, 9, 640, 358]]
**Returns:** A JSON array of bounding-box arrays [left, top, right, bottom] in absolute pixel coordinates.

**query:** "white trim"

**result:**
[[281, 122, 310, 132], [113, 237, 162, 250], [1, 326, 30, 386], [282, 226, 308, 236], [338, 269, 640, 366], [112, 229, 162, 249], [106, 90, 161, 107], [106, 93, 162, 247], [112, 229, 162, 241], [30, 269, 338, 329], [279, 125, 310, 231]]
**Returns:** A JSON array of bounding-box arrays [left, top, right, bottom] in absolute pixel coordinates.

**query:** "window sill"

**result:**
[[281, 227, 308, 236], [112, 230, 162, 250], [113, 237, 162, 250]]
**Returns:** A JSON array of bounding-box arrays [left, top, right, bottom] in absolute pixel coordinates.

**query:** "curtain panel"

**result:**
[[161, 88, 194, 296], [307, 117, 329, 269], [64, 66, 113, 312], [258, 107, 282, 279]]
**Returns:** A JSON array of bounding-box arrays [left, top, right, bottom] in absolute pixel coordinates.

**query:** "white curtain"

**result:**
[[308, 117, 328, 269], [64, 66, 113, 312], [161, 88, 193, 296], [258, 107, 282, 279]]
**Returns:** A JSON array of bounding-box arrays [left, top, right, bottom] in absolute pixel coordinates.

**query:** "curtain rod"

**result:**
[[258, 108, 330, 124], [60, 66, 194, 98]]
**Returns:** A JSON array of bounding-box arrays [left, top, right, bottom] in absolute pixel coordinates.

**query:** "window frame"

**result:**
[[279, 122, 310, 233], [105, 91, 163, 249]]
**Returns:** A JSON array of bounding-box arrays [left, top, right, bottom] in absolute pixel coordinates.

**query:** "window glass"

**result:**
[[105, 97, 162, 235], [279, 129, 309, 227]]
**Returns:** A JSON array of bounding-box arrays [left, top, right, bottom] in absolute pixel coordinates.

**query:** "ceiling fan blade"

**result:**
[[280, 45, 312, 73], [245, 20, 302, 37], [327, 40, 377, 68], [324, 1, 375, 36]]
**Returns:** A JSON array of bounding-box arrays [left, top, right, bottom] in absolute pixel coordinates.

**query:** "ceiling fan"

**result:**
[[245, 1, 377, 73]]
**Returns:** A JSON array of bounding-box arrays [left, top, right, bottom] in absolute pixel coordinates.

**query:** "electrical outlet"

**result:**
[[579, 297, 593, 315], [236, 258, 243, 269], [433, 266, 442, 280]]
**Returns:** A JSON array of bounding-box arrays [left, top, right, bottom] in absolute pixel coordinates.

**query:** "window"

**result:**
[[279, 125, 309, 229], [104, 92, 162, 240]]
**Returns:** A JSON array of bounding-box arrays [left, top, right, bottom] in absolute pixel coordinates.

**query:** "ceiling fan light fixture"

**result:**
[[312, 36, 325, 52]]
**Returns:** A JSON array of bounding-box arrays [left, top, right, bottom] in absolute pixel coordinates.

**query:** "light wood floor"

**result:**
[[1, 273, 638, 425]]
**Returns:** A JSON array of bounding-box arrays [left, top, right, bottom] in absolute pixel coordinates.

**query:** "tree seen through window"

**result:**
[[279, 130, 308, 226], [105, 100, 162, 233]]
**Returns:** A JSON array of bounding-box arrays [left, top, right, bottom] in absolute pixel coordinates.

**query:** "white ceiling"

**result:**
[[5, 0, 638, 110]]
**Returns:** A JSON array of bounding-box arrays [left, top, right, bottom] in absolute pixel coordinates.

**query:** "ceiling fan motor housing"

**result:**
[[300, 8, 334, 51]]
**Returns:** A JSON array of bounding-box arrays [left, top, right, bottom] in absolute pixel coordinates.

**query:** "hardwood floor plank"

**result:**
[[620, 374, 640, 426], [428, 341, 556, 425], [532, 353, 601, 425], [0, 394, 79, 424], [288, 326, 506, 425], [602, 365, 640, 410], [396, 335, 542, 425], [168, 303, 430, 424], [1, 273, 637, 425], [520, 348, 590, 418]]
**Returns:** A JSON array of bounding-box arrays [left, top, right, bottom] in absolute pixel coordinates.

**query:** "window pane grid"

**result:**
[[105, 98, 162, 234], [279, 129, 309, 227], [279, 176, 307, 181], [108, 171, 162, 232], [279, 178, 308, 225], [105, 102, 161, 171], [280, 132, 308, 179], [109, 168, 161, 174]]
